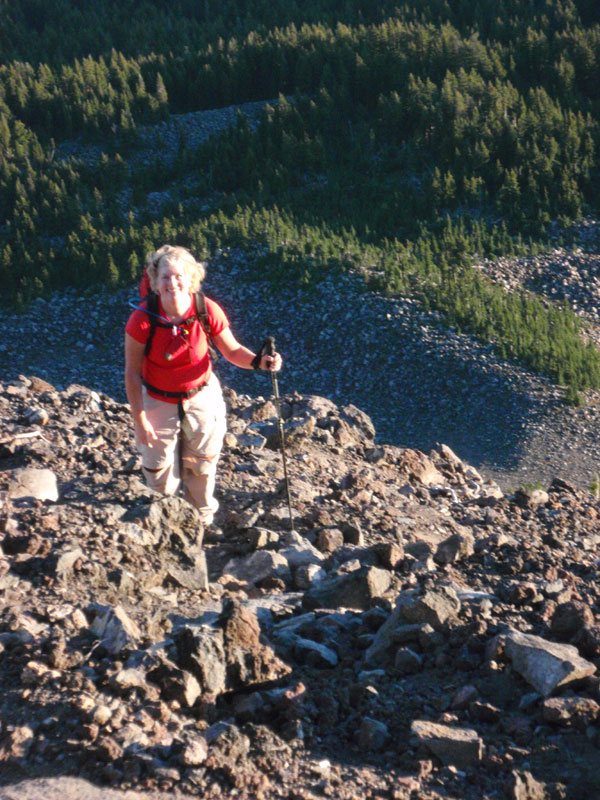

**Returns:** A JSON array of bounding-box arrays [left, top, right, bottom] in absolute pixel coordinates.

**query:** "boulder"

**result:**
[[359, 717, 389, 751], [551, 600, 594, 640], [294, 637, 338, 668], [223, 550, 291, 586], [364, 586, 459, 666], [398, 449, 445, 486], [496, 629, 596, 695], [0, 776, 197, 799], [279, 530, 324, 569], [410, 720, 483, 768], [316, 527, 344, 554], [221, 598, 292, 689], [503, 770, 546, 800], [399, 585, 461, 629], [7, 468, 58, 502], [165, 550, 209, 591], [175, 625, 227, 695], [434, 532, 475, 565], [542, 696, 600, 729], [88, 604, 141, 655], [302, 566, 392, 611], [123, 496, 204, 549]]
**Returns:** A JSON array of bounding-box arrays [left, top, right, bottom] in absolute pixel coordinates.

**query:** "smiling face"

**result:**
[[156, 257, 192, 316]]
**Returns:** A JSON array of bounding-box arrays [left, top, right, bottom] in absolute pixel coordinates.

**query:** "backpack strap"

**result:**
[[143, 291, 171, 357], [194, 291, 211, 337], [194, 291, 218, 362]]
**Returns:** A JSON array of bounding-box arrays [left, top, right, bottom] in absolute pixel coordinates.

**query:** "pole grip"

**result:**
[[265, 336, 275, 356]]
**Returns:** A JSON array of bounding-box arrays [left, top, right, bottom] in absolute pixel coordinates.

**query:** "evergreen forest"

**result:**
[[2, 0, 600, 399]]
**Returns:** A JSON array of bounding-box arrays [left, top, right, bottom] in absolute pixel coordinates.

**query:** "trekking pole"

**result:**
[[264, 336, 295, 533]]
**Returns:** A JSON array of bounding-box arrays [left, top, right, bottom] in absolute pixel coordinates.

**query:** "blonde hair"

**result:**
[[145, 245, 206, 293]]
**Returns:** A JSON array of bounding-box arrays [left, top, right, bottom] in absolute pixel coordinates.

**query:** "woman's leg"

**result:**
[[180, 374, 227, 524], [135, 392, 181, 496]]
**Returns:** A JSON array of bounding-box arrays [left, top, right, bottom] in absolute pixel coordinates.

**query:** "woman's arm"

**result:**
[[213, 327, 282, 371], [124, 333, 157, 446]]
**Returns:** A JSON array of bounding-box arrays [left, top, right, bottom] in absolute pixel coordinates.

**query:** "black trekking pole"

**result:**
[[263, 336, 295, 533]]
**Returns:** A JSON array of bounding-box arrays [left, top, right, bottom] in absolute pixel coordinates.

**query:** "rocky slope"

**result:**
[[3, 241, 600, 494], [6, 97, 600, 491], [1, 374, 600, 799]]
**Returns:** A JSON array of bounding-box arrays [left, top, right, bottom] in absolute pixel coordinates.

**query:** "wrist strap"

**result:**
[[252, 338, 271, 370]]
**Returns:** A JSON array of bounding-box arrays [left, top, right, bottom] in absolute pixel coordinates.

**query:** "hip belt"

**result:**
[[142, 378, 208, 399]]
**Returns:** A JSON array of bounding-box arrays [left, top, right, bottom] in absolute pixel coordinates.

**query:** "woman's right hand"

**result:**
[[134, 411, 157, 447]]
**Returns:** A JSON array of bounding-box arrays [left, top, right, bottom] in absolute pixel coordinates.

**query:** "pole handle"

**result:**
[[265, 336, 275, 356]]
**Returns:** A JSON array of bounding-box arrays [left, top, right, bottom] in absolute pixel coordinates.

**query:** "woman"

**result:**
[[125, 244, 282, 526]]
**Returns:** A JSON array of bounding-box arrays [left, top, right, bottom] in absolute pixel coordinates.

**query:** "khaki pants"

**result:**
[[135, 373, 227, 523]]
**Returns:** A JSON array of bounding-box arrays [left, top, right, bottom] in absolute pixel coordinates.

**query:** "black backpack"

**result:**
[[143, 290, 214, 358]]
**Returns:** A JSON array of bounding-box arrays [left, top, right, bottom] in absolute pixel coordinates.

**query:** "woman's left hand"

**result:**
[[261, 351, 282, 371]]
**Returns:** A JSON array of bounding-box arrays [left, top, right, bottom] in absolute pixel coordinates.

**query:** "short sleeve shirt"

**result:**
[[126, 295, 229, 401]]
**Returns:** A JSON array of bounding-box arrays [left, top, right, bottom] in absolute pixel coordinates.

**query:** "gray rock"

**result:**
[[503, 770, 546, 800], [418, 623, 445, 651], [146, 653, 203, 707], [364, 587, 458, 666], [247, 527, 280, 549], [364, 600, 416, 667], [499, 628, 597, 695], [205, 720, 250, 765], [235, 430, 267, 449], [339, 403, 376, 441], [434, 532, 475, 565], [293, 563, 327, 589], [223, 550, 291, 585], [52, 545, 85, 580], [7, 468, 58, 502], [410, 720, 483, 768], [542, 696, 600, 728], [394, 646, 423, 674], [398, 449, 445, 486], [399, 585, 461, 629], [387, 622, 422, 643], [294, 637, 338, 668], [316, 527, 344, 554], [123, 495, 204, 549], [166, 550, 209, 591], [119, 521, 159, 547], [88, 604, 141, 655], [451, 685, 479, 710], [279, 530, 324, 568], [359, 717, 389, 751], [302, 565, 392, 611], [0, 777, 196, 800], [179, 735, 208, 766], [109, 667, 152, 694], [24, 407, 49, 426], [0, 613, 48, 645], [514, 488, 549, 508], [175, 625, 227, 695]]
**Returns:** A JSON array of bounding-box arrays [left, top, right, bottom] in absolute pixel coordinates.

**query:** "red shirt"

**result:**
[[126, 295, 229, 403]]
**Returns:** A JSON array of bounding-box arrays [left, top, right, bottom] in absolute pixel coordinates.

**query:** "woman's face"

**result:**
[[157, 258, 192, 308]]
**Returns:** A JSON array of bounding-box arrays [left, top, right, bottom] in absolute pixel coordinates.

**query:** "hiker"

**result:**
[[124, 244, 282, 525]]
